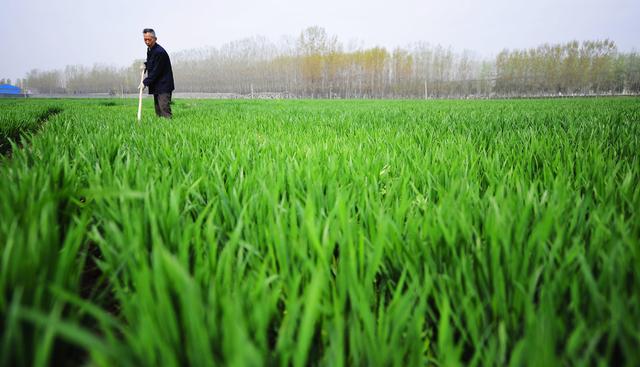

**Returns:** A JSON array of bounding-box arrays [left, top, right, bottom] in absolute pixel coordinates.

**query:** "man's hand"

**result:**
[[138, 82, 145, 90]]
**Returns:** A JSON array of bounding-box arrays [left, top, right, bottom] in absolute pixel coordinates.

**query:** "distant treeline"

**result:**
[[10, 27, 640, 98]]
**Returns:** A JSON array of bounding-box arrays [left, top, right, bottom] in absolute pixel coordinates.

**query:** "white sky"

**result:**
[[1, 0, 638, 81]]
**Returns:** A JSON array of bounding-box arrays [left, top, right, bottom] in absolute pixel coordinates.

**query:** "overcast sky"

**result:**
[[1, 0, 638, 81]]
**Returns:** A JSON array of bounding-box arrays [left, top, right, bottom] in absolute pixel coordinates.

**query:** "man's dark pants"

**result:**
[[153, 93, 172, 118]]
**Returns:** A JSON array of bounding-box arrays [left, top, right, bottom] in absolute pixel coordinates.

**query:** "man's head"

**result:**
[[143, 28, 157, 48]]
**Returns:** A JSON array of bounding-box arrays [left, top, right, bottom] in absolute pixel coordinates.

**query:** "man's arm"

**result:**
[[143, 51, 167, 87]]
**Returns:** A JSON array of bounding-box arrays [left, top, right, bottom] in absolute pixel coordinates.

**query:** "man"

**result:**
[[139, 28, 175, 118]]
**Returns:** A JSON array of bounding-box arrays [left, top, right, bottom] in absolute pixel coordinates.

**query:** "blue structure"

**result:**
[[0, 84, 24, 97]]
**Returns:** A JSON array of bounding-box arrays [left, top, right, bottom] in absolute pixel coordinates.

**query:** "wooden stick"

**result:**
[[137, 68, 145, 122]]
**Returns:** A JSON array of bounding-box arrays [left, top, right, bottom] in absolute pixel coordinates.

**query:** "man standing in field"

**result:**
[[139, 28, 175, 118]]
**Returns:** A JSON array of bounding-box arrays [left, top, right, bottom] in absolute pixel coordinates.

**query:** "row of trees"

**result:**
[[495, 40, 640, 96], [12, 27, 640, 98]]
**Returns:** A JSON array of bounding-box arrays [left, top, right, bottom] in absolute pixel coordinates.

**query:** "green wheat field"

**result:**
[[1, 97, 639, 366]]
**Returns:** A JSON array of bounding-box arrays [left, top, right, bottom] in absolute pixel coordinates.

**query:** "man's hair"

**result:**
[[143, 28, 156, 38]]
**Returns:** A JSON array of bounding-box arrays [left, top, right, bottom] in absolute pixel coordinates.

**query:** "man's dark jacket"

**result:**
[[144, 43, 175, 94]]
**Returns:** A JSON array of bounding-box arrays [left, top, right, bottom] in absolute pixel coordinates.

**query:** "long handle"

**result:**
[[137, 68, 145, 121]]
